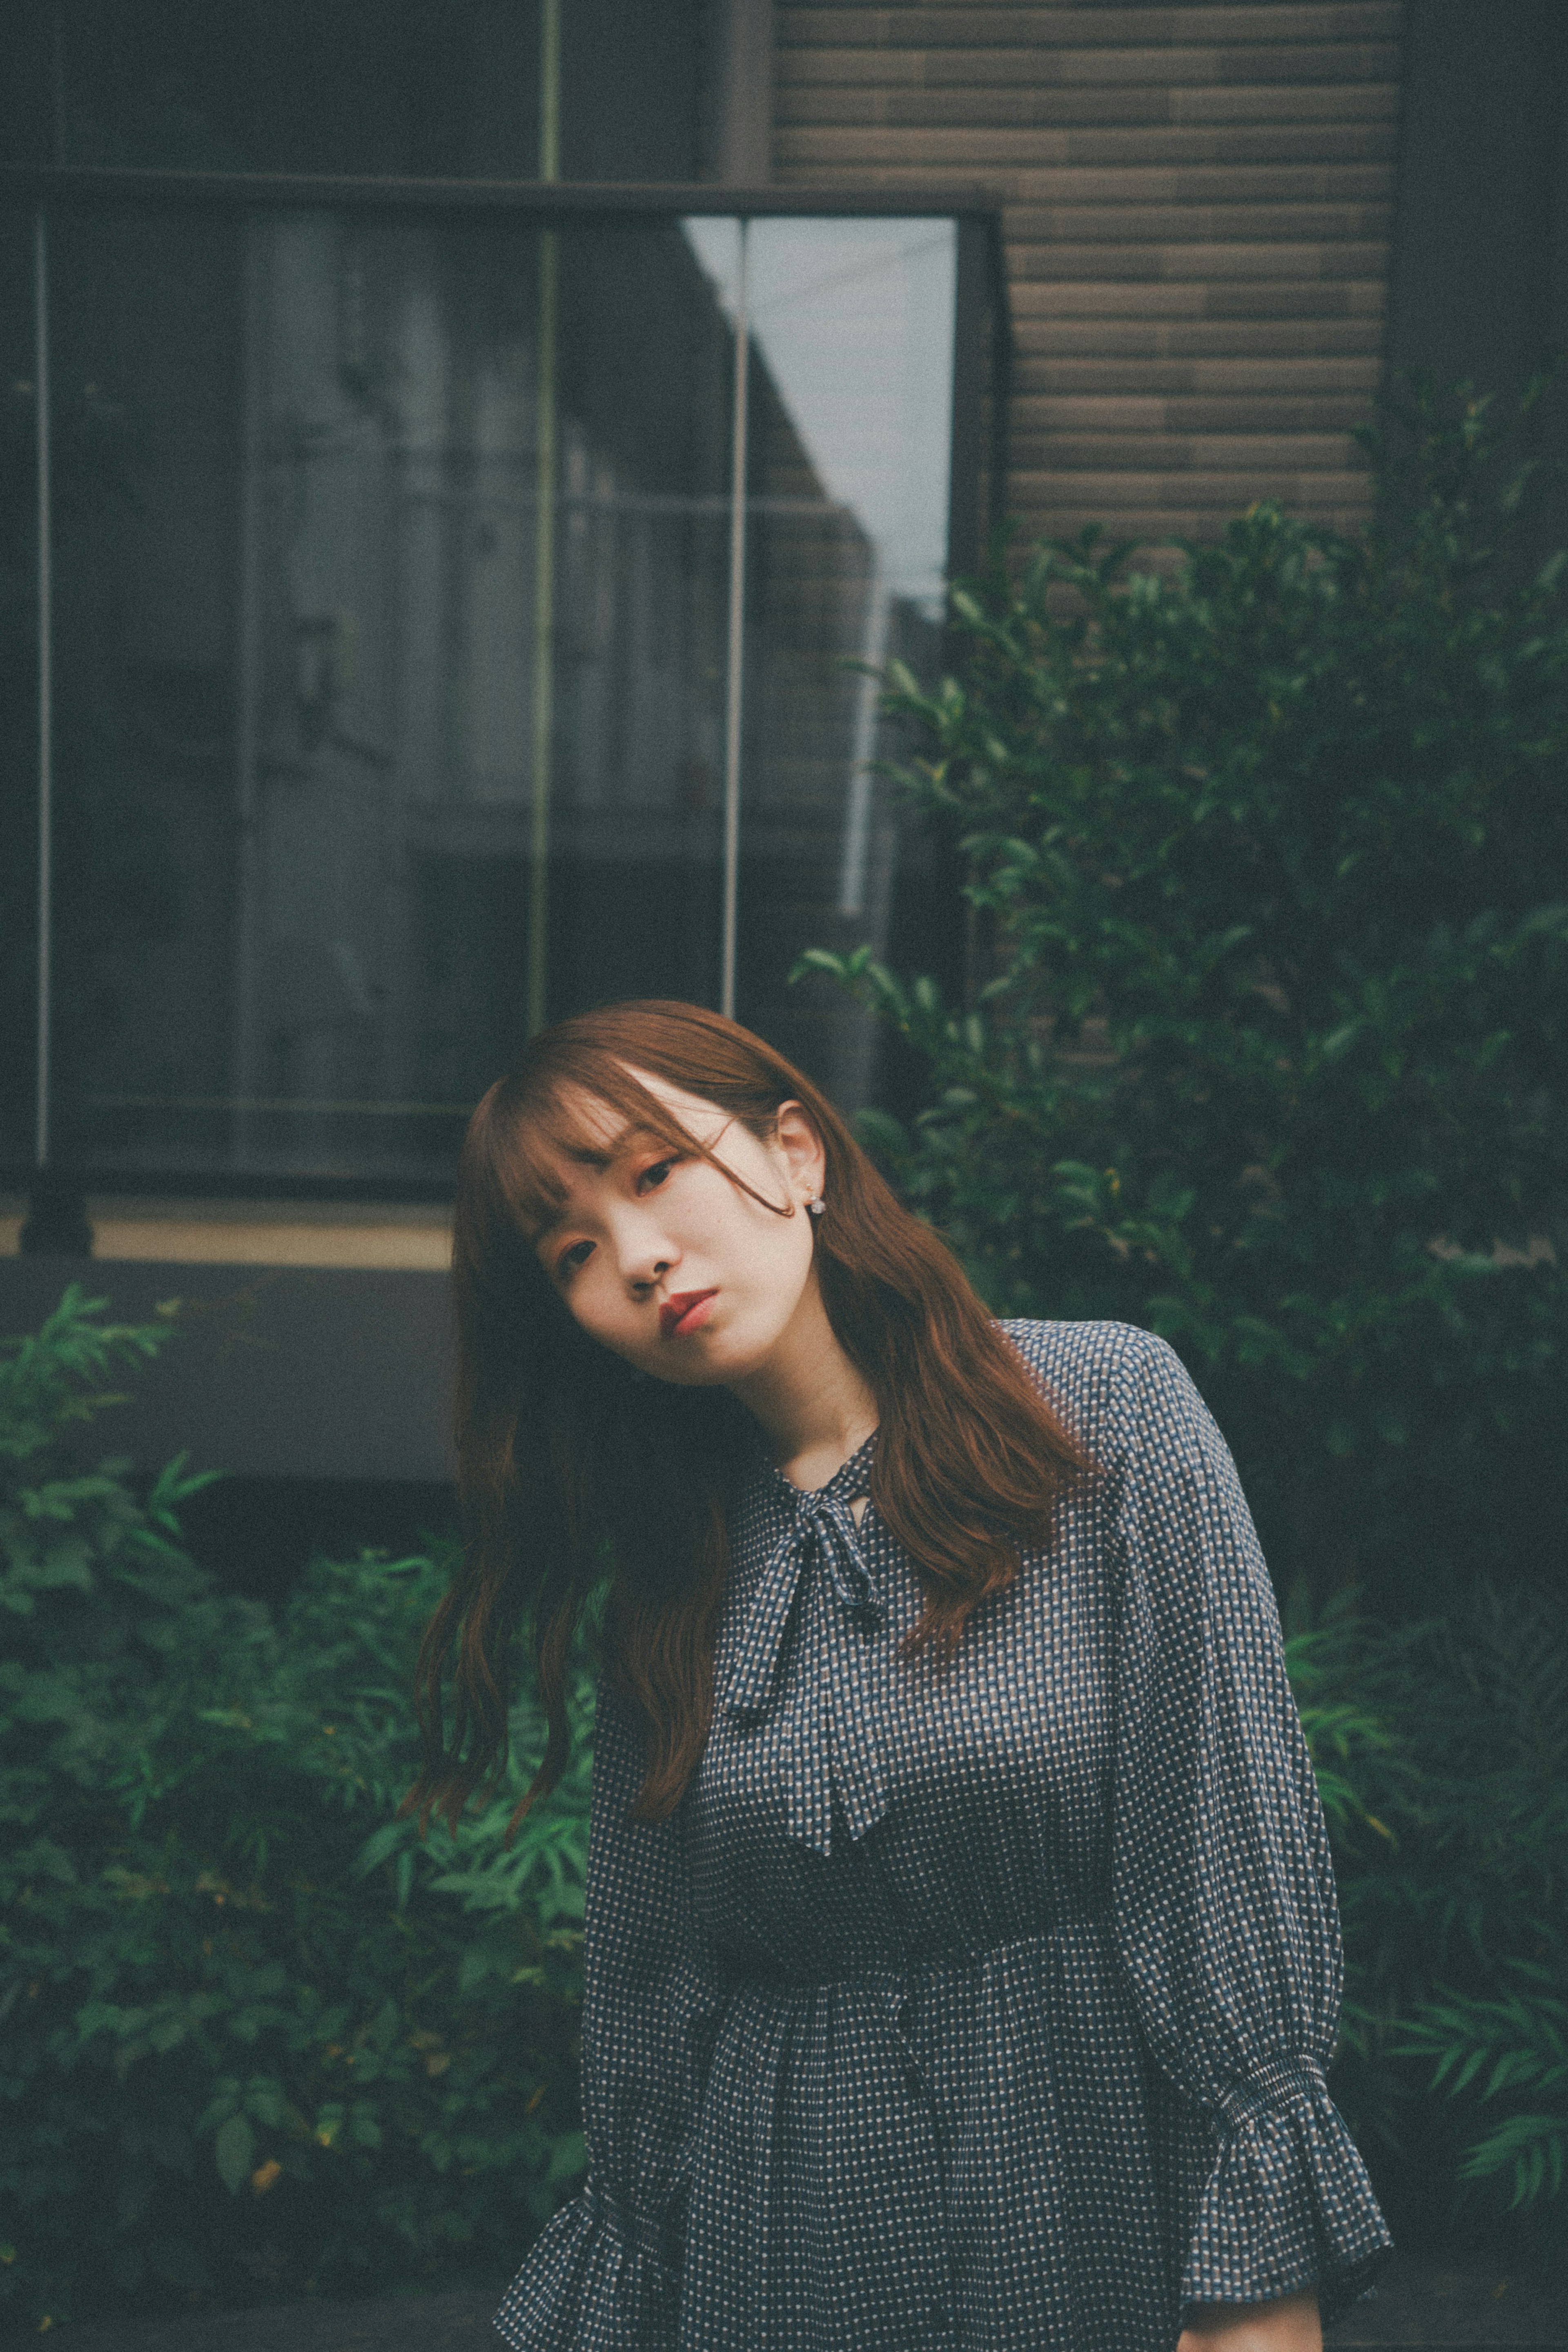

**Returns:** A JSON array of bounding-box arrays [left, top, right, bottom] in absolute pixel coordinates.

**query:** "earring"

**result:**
[[807, 1195, 826, 1217]]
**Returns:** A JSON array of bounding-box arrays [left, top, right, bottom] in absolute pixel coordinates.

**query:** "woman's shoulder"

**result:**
[[1000, 1312, 1176, 1397], [999, 1316, 1205, 1471]]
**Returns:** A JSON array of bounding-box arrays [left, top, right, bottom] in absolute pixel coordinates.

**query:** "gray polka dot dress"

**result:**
[[494, 1319, 1392, 2350]]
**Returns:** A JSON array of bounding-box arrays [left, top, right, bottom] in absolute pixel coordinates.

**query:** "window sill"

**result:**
[[0, 1199, 453, 1273]]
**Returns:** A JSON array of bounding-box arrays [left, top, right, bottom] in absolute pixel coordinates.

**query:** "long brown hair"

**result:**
[[408, 1000, 1083, 1830]]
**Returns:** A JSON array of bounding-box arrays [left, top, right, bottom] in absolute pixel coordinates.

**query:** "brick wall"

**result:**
[[774, 1, 1403, 546]]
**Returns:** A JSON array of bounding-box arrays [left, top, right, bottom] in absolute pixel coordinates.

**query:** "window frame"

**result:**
[[2, 164, 1011, 1208]]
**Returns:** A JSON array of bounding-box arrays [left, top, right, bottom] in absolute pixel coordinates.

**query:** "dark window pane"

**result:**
[[35, 209, 738, 1180], [0, 213, 40, 1165], [2, 0, 706, 181]]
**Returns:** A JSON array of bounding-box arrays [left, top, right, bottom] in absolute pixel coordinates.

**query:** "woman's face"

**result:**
[[526, 1071, 826, 1389]]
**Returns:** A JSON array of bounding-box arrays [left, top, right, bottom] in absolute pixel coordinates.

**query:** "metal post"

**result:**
[[946, 216, 989, 583], [719, 218, 749, 1022], [526, 0, 561, 1038], [33, 207, 53, 1173], [20, 201, 91, 1255], [837, 561, 888, 920], [230, 227, 267, 1166]]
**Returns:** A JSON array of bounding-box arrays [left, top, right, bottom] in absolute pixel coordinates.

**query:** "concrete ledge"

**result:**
[[0, 1255, 455, 1484], [0, 1199, 453, 1273]]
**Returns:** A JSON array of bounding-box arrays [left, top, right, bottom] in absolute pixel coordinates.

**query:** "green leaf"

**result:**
[[214, 2113, 256, 2195], [546, 2130, 587, 2186]]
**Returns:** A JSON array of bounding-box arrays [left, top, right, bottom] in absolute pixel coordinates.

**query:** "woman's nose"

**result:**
[[618, 1222, 678, 1288]]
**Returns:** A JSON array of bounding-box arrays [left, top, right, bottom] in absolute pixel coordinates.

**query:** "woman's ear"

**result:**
[[773, 1100, 826, 1208]]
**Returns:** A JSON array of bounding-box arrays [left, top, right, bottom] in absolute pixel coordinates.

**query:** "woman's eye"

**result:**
[[556, 1240, 594, 1277], [637, 1158, 675, 1192]]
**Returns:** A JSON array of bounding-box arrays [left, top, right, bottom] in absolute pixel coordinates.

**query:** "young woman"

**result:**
[[411, 999, 1391, 2352]]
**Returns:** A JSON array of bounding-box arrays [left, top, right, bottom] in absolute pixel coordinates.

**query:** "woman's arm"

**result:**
[[493, 1678, 723, 2352], [1180, 2289, 1322, 2351], [1107, 1333, 1391, 2331]]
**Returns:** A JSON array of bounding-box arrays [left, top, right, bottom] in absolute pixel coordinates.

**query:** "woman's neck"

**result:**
[[724, 1276, 879, 1492]]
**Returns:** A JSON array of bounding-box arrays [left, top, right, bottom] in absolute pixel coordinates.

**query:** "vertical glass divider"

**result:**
[[33, 207, 53, 1171], [231, 225, 267, 1166], [837, 561, 888, 919], [527, 238, 557, 1037], [720, 217, 749, 1022], [526, 0, 561, 1038]]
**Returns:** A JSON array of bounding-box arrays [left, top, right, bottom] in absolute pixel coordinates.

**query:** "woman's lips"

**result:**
[[660, 1288, 718, 1339]]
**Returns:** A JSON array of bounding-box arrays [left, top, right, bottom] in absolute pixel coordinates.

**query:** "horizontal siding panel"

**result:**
[[1006, 204, 1391, 247], [777, 45, 1401, 89], [917, 164, 1391, 200], [1012, 432, 1367, 469], [1014, 392, 1378, 430], [1011, 466, 1374, 505], [764, 163, 1392, 204], [776, 82, 1396, 129], [777, 122, 1397, 167], [1021, 312, 1384, 352], [1173, 82, 1395, 122], [1011, 356, 1384, 393], [779, 11, 1403, 53], [1012, 247, 1389, 287], [1013, 504, 1374, 540], [1200, 278, 1385, 317], [1024, 281, 1387, 319], [774, 168, 1397, 208]]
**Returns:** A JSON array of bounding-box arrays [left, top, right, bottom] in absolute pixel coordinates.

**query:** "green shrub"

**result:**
[[808, 381, 1568, 1619], [1336, 1585, 1568, 2243], [3, 1274, 1561, 2306], [0, 1288, 590, 2328], [1398, 1968, 1568, 2222], [1274, 1583, 1566, 2248]]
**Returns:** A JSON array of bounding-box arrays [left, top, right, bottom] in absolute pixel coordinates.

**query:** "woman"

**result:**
[[410, 999, 1391, 2352]]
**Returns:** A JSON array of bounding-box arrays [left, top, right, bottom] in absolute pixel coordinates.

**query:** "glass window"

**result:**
[[2, 189, 1002, 1193]]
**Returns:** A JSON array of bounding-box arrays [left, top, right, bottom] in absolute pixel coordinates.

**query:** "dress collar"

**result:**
[[724, 1428, 883, 1725], [758, 1427, 879, 1511], [721, 1427, 891, 1854]]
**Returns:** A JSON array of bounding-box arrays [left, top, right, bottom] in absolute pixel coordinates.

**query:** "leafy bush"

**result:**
[[809, 382, 1568, 1619], [1332, 1585, 1568, 2243], [0, 1289, 590, 2329], [2, 1280, 1561, 2312]]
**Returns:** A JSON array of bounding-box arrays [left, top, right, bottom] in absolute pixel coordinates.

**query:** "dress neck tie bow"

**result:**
[[721, 1445, 890, 1857], [725, 1485, 880, 1720]]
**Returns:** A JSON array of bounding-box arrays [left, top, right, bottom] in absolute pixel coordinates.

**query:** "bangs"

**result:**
[[492, 1051, 725, 1237]]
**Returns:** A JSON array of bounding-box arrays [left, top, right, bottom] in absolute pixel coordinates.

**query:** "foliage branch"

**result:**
[[804, 379, 1568, 1617], [0, 1289, 591, 2328]]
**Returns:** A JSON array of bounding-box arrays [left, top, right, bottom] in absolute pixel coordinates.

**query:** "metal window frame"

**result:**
[[2, 165, 1012, 1213]]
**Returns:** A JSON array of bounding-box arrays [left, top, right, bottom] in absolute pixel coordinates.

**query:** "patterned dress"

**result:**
[[495, 1319, 1392, 2351]]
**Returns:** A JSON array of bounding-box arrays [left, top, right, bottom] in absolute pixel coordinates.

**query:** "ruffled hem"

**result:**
[[493, 2184, 680, 2352], [1180, 2074, 1394, 2326]]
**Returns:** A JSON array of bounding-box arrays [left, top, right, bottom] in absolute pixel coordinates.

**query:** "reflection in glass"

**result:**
[[688, 217, 958, 1097], [40, 211, 739, 1179]]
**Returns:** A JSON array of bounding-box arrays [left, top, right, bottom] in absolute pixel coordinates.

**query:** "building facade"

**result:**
[[775, 3, 1568, 551], [3, 0, 1565, 1512]]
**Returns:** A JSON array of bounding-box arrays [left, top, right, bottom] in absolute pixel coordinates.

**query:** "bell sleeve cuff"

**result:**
[[1181, 2056, 1392, 2324], [493, 2182, 682, 2352], [1107, 1332, 1392, 2327], [494, 1679, 721, 2352]]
